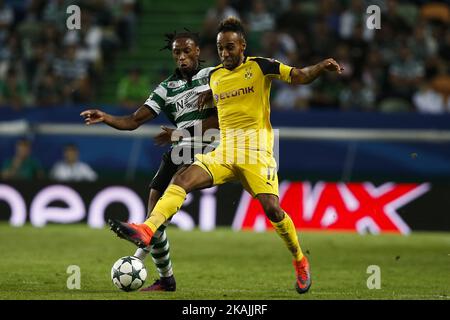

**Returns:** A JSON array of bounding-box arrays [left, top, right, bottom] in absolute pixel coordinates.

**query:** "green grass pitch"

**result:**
[[0, 224, 448, 300]]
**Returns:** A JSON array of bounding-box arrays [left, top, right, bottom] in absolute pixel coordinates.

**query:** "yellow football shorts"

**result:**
[[193, 146, 279, 197]]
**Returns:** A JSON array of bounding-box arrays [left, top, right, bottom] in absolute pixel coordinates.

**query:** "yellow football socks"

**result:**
[[271, 212, 304, 261], [144, 184, 186, 233]]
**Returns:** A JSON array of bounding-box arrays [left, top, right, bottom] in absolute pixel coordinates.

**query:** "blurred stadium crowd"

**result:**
[[0, 0, 449, 114], [0, 0, 139, 110], [200, 0, 450, 113]]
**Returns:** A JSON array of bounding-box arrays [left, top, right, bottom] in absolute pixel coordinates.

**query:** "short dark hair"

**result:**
[[161, 29, 200, 51], [217, 16, 246, 40]]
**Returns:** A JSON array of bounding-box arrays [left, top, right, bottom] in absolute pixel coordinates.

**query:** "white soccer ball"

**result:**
[[111, 256, 147, 292]]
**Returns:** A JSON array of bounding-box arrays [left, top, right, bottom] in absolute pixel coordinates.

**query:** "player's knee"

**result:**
[[172, 165, 212, 193], [172, 173, 192, 192], [172, 175, 187, 189]]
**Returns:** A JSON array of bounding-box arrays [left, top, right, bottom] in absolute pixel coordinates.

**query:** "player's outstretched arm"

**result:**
[[290, 58, 343, 85], [80, 106, 155, 130]]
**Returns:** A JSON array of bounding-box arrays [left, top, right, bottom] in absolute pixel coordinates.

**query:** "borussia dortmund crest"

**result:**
[[244, 67, 253, 80]]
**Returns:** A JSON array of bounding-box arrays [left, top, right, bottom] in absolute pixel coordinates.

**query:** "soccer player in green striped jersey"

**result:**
[[80, 31, 218, 291]]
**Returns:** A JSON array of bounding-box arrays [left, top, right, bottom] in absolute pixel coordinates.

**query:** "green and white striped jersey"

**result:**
[[144, 67, 218, 148]]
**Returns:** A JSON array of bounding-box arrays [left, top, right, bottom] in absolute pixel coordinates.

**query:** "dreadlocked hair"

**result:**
[[217, 16, 246, 40], [160, 28, 200, 51]]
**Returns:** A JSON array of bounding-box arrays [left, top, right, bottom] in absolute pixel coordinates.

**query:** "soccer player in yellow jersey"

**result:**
[[109, 17, 343, 294]]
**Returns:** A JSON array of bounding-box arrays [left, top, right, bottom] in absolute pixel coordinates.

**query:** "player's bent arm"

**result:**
[[290, 58, 343, 85]]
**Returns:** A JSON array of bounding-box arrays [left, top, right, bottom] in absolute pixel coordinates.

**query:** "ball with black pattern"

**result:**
[[111, 256, 147, 292]]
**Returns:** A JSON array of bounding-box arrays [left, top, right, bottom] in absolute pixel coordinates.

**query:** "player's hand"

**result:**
[[321, 58, 343, 74], [154, 126, 179, 146], [198, 89, 213, 111], [80, 109, 106, 125]]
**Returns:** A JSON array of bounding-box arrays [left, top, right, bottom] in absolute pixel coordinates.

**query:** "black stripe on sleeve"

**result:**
[[250, 57, 280, 76]]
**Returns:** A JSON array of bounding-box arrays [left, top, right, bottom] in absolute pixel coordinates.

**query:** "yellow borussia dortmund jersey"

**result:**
[[209, 56, 293, 154]]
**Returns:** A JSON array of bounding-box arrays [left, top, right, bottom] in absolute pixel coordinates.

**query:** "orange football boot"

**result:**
[[108, 219, 153, 248], [293, 256, 312, 294]]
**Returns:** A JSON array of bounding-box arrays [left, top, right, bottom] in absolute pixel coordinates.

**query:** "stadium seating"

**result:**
[[97, 0, 213, 104]]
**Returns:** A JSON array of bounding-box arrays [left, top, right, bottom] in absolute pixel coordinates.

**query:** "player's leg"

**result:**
[[237, 154, 311, 294], [257, 193, 311, 294], [135, 151, 178, 261], [133, 188, 176, 291], [134, 151, 179, 291], [143, 149, 238, 232], [133, 188, 162, 261], [109, 148, 235, 247], [142, 164, 213, 232], [138, 165, 191, 291], [108, 151, 178, 248], [109, 164, 213, 247], [256, 194, 303, 257]]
